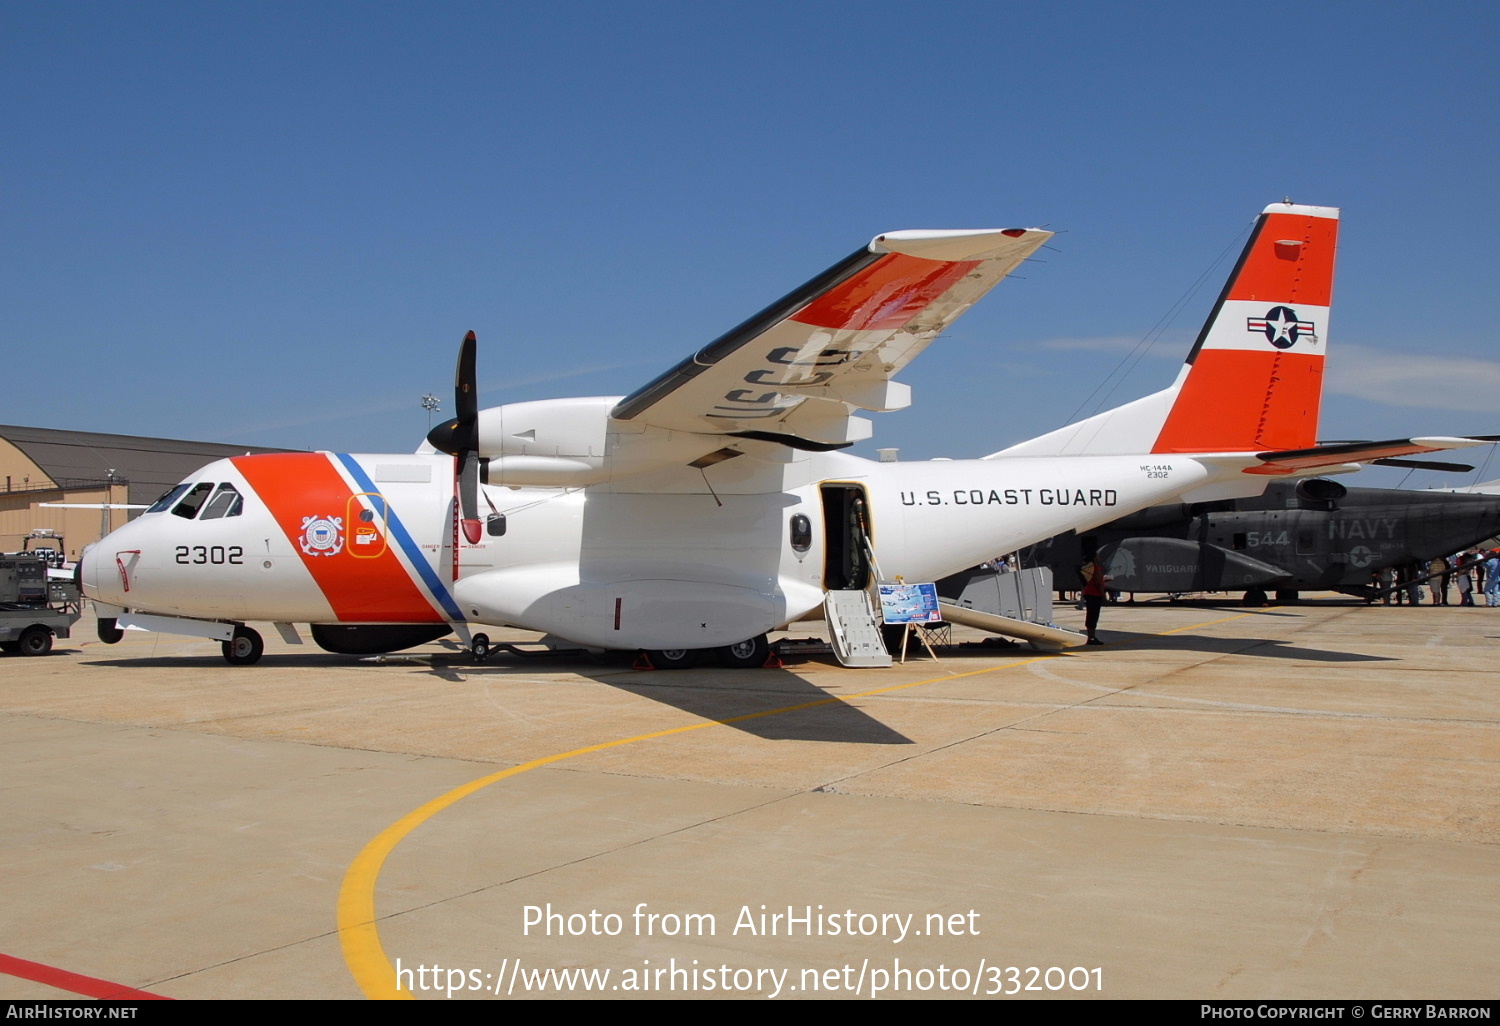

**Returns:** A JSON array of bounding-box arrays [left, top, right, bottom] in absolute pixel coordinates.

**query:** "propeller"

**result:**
[[426, 331, 485, 546]]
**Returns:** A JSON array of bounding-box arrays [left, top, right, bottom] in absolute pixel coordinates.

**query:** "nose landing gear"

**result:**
[[221, 625, 264, 665]]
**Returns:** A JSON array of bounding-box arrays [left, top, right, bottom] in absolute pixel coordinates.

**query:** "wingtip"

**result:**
[[870, 227, 1052, 261]]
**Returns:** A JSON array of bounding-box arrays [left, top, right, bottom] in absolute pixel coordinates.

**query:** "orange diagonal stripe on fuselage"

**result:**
[[233, 454, 445, 623]]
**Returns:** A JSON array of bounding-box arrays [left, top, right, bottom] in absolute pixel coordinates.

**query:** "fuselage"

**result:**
[[82, 447, 1227, 650]]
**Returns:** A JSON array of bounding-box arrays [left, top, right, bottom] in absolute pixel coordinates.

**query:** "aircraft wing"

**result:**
[[611, 227, 1052, 448], [1243, 436, 1494, 475]]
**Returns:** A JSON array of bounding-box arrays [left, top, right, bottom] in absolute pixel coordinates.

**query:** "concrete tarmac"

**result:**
[[1, 598, 1496, 1000]]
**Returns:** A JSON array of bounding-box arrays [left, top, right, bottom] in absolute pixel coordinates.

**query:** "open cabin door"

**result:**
[[819, 483, 891, 667]]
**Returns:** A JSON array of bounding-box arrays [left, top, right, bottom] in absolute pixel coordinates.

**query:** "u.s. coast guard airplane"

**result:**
[[77, 203, 1483, 666]]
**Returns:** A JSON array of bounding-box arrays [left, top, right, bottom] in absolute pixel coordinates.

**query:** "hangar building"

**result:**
[[0, 425, 295, 559]]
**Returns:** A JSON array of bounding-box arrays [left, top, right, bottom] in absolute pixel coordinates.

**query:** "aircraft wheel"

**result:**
[[646, 648, 697, 670], [716, 635, 769, 669], [471, 633, 491, 662], [0, 641, 19, 654], [1243, 589, 1268, 607], [18, 626, 53, 657], [98, 618, 124, 644], [221, 626, 264, 666], [1274, 589, 1299, 603]]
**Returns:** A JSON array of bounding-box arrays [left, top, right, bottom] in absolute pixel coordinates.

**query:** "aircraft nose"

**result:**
[[77, 542, 96, 599]]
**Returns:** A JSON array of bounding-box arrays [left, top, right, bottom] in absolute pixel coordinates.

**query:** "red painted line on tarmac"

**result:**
[[0, 952, 170, 1000]]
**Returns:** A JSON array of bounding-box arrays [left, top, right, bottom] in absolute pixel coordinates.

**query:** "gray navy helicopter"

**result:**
[[1019, 475, 1500, 604]]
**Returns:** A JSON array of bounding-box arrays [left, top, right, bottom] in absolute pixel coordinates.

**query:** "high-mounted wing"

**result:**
[[611, 227, 1051, 448]]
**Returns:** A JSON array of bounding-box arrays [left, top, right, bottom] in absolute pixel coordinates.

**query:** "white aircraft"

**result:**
[[77, 203, 1483, 667]]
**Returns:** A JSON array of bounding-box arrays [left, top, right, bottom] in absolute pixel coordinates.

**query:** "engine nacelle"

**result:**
[[469, 397, 619, 486], [475, 397, 617, 459]]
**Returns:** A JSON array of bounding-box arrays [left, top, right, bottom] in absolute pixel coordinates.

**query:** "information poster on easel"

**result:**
[[877, 582, 943, 662], [878, 582, 942, 624]]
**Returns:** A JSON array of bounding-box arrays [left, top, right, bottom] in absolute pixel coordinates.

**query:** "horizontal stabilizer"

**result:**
[[1246, 437, 1489, 475]]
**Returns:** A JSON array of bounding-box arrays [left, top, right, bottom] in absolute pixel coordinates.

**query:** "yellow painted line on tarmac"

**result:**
[[1150, 610, 1267, 636], [337, 609, 1268, 999]]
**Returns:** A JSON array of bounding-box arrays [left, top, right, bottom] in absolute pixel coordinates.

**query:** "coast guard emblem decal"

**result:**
[[300, 515, 344, 556]]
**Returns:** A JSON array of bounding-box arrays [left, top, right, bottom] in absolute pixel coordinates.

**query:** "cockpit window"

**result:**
[[171, 482, 214, 519], [146, 484, 192, 514], [199, 483, 244, 520]]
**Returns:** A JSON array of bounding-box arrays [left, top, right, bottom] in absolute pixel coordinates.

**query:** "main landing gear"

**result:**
[[641, 634, 771, 670]]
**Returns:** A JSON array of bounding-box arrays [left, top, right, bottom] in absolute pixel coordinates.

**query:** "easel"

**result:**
[[877, 579, 947, 664], [897, 620, 944, 663]]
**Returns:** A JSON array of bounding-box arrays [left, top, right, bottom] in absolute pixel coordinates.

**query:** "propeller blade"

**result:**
[[430, 331, 485, 546], [459, 451, 482, 544], [426, 330, 481, 455], [456, 329, 478, 425]]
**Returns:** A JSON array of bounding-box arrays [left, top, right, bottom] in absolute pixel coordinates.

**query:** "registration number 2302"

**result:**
[[175, 545, 244, 565]]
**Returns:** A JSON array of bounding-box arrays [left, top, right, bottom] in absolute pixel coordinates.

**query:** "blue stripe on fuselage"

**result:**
[[335, 453, 465, 622]]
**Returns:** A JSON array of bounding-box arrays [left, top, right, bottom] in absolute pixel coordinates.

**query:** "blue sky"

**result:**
[[6, 1, 1498, 487]]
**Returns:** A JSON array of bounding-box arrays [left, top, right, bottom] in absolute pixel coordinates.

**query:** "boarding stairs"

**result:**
[[823, 588, 892, 667]]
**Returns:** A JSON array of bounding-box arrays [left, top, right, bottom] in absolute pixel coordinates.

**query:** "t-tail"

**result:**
[[991, 202, 1338, 459]]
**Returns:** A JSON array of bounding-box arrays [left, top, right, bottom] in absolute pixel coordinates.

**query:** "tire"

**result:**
[[0, 641, 18, 654], [1243, 589, 1268, 607], [471, 633, 491, 662], [715, 635, 769, 669], [98, 617, 124, 644], [18, 626, 53, 657], [1274, 589, 1299, 603], [221, 626, 264, 666], [645, 648, 697, 670]]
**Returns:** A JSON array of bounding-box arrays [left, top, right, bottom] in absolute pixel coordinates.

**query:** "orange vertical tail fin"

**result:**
[[1151, 202, 1338, 453], [987, 202, 1339, 462]]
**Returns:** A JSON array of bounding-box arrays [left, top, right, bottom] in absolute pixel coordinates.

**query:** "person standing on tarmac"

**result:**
[[1429, 556, 1451, 605], [1403, 561, 1424, 606], [1455, 553, 1475, 607], [1079, 552, 1109, 646]]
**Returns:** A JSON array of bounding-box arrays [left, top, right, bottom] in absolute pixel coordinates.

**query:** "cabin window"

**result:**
[[790, 513, 812, 553], [199, 483, 244, 520], [171, 483, 215, 519]]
